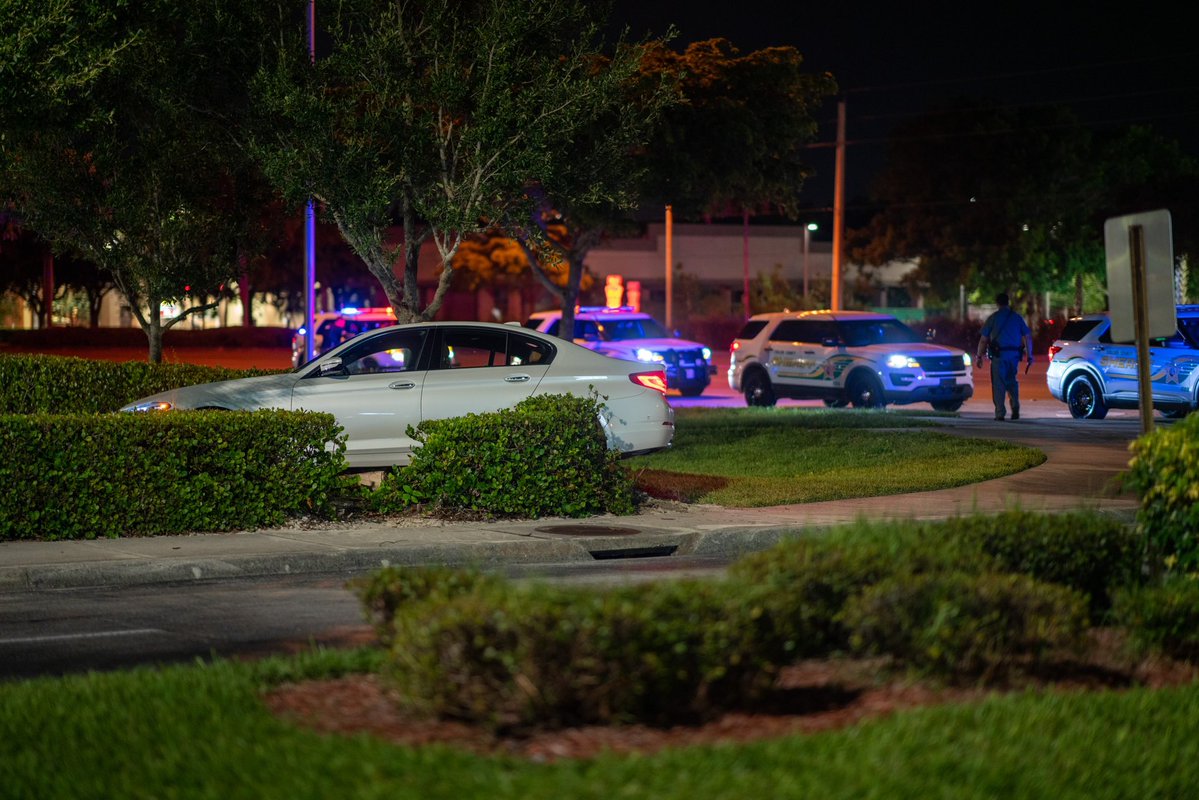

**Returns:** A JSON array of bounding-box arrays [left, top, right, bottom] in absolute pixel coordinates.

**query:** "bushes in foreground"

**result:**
[[359, 512, 1146, 730], [1126, 411, 1199, 573], [0, 353, 280, 414], [371, 393, 636, 518], [0, 410, 349, 539]]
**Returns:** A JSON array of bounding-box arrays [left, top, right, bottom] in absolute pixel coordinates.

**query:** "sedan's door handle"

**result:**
[[504, 374, 531, 383], [388, 380, 416, 390]]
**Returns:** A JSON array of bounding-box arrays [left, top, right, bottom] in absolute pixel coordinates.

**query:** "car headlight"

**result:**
[[635, 348, 665, 363], [963, 353, 972, 367], [126, 401, 174, 412], [886, 354, 921, 369], [702, 347, 712, 361]]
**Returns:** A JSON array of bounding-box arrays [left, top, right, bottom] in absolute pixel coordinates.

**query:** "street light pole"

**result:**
[[303, 0, 317, 363], [802, 222, 817, 302]]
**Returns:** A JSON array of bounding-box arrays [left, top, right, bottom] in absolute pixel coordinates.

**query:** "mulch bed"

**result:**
[[263, 630, 1197, 762]]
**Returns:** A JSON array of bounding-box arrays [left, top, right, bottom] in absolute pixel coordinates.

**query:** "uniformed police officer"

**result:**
[[975, 292, 1034, 420]]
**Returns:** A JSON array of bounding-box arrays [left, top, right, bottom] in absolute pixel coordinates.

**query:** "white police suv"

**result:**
[[525, 306, 715, 396], [728, 310, 974, 410], [1046, 306, 1199, 419]]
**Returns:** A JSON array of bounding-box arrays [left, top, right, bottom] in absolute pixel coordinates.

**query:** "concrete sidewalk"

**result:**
[[0, 416, 1142, 592]]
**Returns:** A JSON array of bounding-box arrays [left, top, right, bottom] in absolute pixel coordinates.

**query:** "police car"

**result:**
[[1046, 306, 1199, 419], [525, 307, 715, 396], [291, 307, 398, 368], [727, 310, 974, 410]]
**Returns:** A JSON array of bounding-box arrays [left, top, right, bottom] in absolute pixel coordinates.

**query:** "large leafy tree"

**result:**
[[848, 100, 1197, 314], [0, 0, 286, 361], [515, 38, 837, 338], [252, 0, 655, 324]]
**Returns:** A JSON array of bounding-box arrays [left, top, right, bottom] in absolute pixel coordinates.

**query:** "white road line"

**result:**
[[0, 628, 165, 646]]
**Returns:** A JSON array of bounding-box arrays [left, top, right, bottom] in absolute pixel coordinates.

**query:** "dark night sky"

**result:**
[[608, 1, 1199, 227]]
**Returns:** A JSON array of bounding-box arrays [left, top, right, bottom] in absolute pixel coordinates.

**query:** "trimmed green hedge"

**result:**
[[1112, 578, 1199, 661], [382, 577, 779, 730], [0, 353, 284, 414], [1126, 412, 1199, 573], [0, 410, 349, 539], [842, 571, 1088, 678], [372, 393, 636, 518]]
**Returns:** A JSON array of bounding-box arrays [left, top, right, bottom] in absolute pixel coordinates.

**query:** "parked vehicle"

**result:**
[[727, 310, 974, 410], [126, 321, 674, 468], [525, 307, 715, 396], [291, 307, 398, 368], [1046, 306, 1199, 419]]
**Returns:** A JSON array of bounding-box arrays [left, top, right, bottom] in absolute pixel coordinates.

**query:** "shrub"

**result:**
[[0, 410, 349, 539], [728, 521, 987, 656], [0, 353, 282, 414], [372, 393, 635, 518], [1126, 413, 1199, 574], [386, 577, 779, 730], [1112, 578, 1199, 661], [841, 571, 1089, 679], [952, 510, 1143, 617], [352, 566, 501, 645]]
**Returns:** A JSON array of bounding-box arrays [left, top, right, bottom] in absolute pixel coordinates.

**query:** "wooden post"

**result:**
[[1129, 224, 1154, 435]]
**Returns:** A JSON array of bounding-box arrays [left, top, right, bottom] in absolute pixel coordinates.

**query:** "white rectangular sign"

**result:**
[[1104, 209, 1174, 343]]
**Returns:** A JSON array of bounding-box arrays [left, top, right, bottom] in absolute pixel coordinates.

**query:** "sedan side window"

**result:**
[[439, 329, 509, 369], [341, 329, 427, 375]]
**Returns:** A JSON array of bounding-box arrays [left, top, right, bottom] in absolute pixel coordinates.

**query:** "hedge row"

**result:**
[[1127, 411, 1199, 573], [358, 511, 1137, 729], [0, 411, 349, 539], [371, 393, 636, 518], [0, 326, 293, 349], [0, 353, 282, 414]]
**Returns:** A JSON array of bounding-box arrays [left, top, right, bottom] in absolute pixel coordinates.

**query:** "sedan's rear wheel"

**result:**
[[743, 370, 777, 407], [1065, 373, 1108, 419]]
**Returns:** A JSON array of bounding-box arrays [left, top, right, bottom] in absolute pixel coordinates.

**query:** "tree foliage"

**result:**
[[0, 0, 286, 361], [517, 37, 836, 338], [252, 0, 653, 324], [849, 100, 1198, 313]]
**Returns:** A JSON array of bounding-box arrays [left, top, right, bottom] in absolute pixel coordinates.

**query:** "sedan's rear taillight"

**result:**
[[1048, 344, 1062, 360], [631, 370, 668, 393]]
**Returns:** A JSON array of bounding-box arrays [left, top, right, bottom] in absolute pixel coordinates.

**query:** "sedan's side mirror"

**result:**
[[318, 357, 346, 377]]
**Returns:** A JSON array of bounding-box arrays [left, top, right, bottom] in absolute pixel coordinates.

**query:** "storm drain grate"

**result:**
[[589, 545, 679, 560]]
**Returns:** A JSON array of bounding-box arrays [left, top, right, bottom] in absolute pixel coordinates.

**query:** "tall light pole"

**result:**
[[802, 222, 818, 302], [664, 205, 673, 329], [831, 98, 846, 311], [303, 0, 317, 363]]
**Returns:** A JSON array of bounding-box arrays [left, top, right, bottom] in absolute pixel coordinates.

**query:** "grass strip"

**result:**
[[1, 648, 1195, 800], [630, 408, 1043, 505]]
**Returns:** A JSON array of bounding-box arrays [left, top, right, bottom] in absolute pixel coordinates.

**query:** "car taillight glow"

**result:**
[[1048, 344, 1062, 360], [631, 370, 668, 393]]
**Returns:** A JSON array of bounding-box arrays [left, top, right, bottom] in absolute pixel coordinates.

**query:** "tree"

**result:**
[[516, 38, 837, 338], [846, 101, 1198, 316], [0, 0, 288, 361], [252, 0, 653, 325]]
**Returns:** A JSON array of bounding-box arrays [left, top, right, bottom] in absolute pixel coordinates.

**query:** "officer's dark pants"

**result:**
[[990, 357, 1020, 419]]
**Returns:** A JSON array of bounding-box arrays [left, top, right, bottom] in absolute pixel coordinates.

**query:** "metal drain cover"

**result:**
[[535, 524, 641, 536]]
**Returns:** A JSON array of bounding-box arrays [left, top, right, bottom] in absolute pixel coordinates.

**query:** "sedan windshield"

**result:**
[[838, 319, 922, 346], [594, 318, 669, 341]]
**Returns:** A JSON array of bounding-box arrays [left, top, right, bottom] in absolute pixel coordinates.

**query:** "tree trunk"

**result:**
[[1074, 273, 1084, 317], [239, 260, 254, 327]]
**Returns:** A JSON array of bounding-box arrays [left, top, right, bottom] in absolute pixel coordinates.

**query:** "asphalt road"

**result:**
[[0, 557, 730, 680]]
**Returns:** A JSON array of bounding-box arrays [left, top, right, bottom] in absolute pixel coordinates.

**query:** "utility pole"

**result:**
[[831, 97, 846, 312], [664, 205, 673, 329]]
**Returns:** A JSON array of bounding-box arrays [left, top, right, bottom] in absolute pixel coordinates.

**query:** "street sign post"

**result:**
[[1104, 209, 1174, 434]]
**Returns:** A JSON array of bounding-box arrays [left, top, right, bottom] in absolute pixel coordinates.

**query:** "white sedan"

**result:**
[[123, 321, 675, 469]]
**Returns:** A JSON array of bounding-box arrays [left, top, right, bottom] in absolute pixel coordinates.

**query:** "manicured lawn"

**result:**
[[2, 648, 1196, 800], [628, 408, 1044, 506]]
